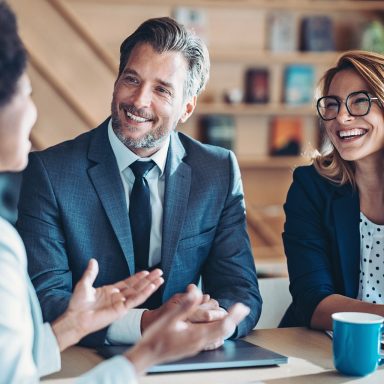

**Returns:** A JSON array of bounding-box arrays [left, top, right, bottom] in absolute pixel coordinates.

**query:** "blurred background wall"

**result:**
[[10, 0, 384, 273]]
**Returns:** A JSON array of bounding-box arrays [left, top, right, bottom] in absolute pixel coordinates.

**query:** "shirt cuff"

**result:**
[[106, 309, 147, 345]]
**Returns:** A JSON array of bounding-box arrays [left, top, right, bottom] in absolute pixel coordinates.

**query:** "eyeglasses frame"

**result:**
[[316, 90, 380, 121]]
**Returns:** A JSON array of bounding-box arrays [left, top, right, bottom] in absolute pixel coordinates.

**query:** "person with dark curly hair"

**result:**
[[0, 2, 249, 382]]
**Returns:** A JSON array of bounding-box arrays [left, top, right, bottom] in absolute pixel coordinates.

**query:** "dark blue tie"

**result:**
[[129, 160, 155, 272]]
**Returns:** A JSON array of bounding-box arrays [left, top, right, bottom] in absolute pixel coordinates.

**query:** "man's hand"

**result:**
[[186, 290, 232, 350], [141, 284, 233, 350], [52, 259, 163, 351], [126, 286, 250, 376]]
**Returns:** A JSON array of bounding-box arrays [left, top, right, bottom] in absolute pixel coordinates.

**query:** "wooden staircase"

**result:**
[[10, 0, 118, 149]]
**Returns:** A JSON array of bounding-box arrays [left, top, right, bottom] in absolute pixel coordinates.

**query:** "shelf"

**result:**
[[238, 155, 311, 169], [196, 102, 316, 116], [254, 258, 288, 277], [210, 50, 341, 64], [75, 0, 384, 12]]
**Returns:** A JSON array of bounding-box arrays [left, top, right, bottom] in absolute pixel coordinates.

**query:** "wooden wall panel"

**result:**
[[28, 65, 89, 148]]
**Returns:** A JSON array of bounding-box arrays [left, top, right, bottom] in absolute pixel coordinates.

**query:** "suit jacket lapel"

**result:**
[[332, 185, 360, 298], [161, 133, 191, 282], [87, 121, 135, 274]]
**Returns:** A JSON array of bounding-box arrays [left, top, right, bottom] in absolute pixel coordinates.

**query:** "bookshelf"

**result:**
[[210, 50, 341, 64], [238, 155, 310, 169], [62, 2, 384, 162], [164, 0, 382, 262], [166, 0, 384, 162], [196, 103, 314, 116], [71, 0, 384, 12], [25, 0, 384, 264]]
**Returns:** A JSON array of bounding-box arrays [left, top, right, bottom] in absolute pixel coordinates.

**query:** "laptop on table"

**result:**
[[97, 339, 288, 373]]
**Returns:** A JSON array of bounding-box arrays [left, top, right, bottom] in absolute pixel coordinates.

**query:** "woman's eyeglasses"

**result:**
[[317, 91, 379, 121]]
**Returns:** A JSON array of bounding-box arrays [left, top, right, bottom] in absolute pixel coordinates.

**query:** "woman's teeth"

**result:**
[[338, 128, 367, 139]]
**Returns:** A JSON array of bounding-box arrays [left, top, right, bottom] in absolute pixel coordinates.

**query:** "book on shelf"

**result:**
[[244, 68, 269, 104], [300, 15, 335, 52], [172, 6, 208, 44], [283, 64, 315, 105], [269, 116, 303, 156], [267, 12, 297, 52], [200, 115, 235, 150]]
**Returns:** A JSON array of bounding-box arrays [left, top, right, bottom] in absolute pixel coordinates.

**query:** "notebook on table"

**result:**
[[97, 339, 288, 373]]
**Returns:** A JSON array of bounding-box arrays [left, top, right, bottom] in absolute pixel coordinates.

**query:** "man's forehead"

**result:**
[[121, 44, 188, 85]]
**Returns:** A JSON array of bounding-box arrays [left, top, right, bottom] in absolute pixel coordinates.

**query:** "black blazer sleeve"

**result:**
[[281, 166, 341, 327]]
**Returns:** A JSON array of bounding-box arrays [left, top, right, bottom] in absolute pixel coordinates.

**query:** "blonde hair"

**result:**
[[313, 50, 384, 187]]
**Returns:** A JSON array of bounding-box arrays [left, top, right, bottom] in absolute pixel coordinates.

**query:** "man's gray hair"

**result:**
[[118, 17, 210, 100]]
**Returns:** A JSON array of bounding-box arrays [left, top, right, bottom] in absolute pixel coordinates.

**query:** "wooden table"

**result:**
[[43, 327, 384, 383]]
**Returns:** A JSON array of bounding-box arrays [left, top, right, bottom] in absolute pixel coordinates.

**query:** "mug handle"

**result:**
[[380, 324, 384, 366]]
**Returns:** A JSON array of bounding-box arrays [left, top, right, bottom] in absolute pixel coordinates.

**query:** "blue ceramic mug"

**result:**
[[332, 312, 384, 376]]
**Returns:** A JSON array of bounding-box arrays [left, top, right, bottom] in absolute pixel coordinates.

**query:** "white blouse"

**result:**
[[0, 216, 138, 383], [357, 212, 384, 304]]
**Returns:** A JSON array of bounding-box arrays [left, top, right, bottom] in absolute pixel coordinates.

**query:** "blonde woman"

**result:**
[[281, 51, 384, 330]]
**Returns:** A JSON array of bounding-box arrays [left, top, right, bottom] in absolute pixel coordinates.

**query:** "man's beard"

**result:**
[[111, 102, 171, 149]]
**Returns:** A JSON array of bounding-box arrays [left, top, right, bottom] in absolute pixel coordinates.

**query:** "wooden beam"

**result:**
[[49, 0, 118, 74], [27, 46, 98, 129]]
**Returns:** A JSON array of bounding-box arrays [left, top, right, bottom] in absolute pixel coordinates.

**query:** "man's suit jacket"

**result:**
[[280, 165, 360, 327], [17, 119, 261, 346]]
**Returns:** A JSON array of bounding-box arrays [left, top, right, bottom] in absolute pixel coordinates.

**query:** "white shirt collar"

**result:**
[[108, 119, 169, 176]]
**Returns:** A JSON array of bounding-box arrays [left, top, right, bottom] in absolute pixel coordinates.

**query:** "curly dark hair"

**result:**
[[0, 1, 27, 108]]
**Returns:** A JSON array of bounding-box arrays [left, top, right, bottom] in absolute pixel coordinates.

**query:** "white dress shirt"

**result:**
[[0, 216, 138, 383], [106, 120, 169, 344]]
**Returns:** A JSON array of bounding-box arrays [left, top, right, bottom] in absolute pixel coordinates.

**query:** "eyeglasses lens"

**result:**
[[318, 92, 371, 120]]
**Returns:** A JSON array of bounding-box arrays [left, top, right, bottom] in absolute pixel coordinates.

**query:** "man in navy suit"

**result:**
[[17, 17, 261, 347]]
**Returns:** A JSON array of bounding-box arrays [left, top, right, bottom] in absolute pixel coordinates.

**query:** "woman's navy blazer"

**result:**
[[280, 165, 361, 327]]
